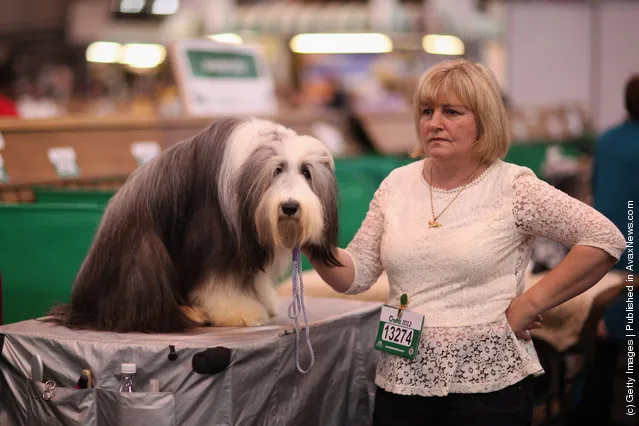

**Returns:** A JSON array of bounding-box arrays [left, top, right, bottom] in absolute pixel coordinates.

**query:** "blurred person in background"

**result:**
[[0, 81, 18, 117], [568, 74, 639, 426], [0, 53, 18, 117], [306, 59, 626, 426], [592, 74, 639, 274], [322, 73, 376, 154], [529, 148, 582, 274], [15, 78, 63, 119]]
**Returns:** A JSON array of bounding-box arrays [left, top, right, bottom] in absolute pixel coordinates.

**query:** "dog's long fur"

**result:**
[[47, 117, 341, 333]]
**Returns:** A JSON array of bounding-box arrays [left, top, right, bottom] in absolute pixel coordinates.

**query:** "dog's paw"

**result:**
[[210, 302, 270, 327], [266, 304, 278, 318], [254, 277, 279, 318], [180, 305, 211, 326], [261, 294, 279, 317]]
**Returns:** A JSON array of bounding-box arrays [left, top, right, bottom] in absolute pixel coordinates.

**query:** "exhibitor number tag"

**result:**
[[382, 322, 414, 346], [375, 305, 424, 360]]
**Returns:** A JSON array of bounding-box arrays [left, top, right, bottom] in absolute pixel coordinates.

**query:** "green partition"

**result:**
[[334, 155, 412, 242], [505, 143, 581, 177], [0, 142, 587, 324], [0, 203, 104, 324], [33, 187, 115, 205]]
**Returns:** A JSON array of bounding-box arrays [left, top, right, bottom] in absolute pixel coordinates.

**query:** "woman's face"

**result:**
[[419, 94, 478, 161]]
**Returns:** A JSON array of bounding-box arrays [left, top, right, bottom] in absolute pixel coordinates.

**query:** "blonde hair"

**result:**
[[411, 59, 509, 163]]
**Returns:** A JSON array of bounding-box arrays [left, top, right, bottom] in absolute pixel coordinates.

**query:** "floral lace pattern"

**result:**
[[513, 172, 626, 259], [344, 181, 387, 296], [343, 160, 626, 395], [376, 321, 542, 396]]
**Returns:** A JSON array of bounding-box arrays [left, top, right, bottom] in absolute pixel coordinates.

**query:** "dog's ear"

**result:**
[[306, 243, 342, 268], [175, 116, 272, 281], [306, 166, 342, 268]]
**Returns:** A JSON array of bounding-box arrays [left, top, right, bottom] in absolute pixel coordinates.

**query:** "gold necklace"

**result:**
[[427, 161, 481, 228]]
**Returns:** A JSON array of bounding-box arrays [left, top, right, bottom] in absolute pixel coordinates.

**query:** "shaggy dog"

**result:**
[[48, 117, 341, 333]]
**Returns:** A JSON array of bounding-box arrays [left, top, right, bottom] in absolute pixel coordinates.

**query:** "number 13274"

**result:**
[[382, 323, 413, 346], [375, 305, 424, 360]]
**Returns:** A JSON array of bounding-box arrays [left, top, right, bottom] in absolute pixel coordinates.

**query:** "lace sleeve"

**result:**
[[513, 171, 626, 260], [343, 179, 387, 294]]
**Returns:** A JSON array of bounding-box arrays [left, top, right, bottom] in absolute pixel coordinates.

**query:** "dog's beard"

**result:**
[[253, 185, 325, 252], [277, 218, 303, 249], [255, 204, 305, 250]]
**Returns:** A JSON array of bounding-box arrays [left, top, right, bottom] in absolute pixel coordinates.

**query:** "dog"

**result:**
[[48, 117, 341, 333]]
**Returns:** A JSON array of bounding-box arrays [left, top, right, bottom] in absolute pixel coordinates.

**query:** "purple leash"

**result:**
[[288, 246, 315, 373]]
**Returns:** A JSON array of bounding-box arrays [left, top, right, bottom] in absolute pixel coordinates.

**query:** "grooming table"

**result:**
[[0, 297, 382, 426]]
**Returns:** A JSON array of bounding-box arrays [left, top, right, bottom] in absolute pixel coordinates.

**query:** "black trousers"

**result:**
[[567, 339, 621, 426], [372, 377, 534, 426]]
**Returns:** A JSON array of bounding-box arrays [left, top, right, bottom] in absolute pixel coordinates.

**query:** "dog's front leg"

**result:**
[[191, 279, 270, 327], [254, 274, 279, 317]]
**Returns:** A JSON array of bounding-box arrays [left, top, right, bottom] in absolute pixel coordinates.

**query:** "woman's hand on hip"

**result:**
[[506, 295, 543, 340]]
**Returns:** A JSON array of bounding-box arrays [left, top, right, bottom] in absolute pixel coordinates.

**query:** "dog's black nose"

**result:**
[[281, 201, 300, 216]]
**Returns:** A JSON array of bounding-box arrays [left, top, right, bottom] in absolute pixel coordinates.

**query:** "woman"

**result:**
[[305, 59, 626, 425], [567, 74, 639, 425]]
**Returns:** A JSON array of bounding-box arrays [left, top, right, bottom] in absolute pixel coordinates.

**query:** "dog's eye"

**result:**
[[301, 166, 311, 180], [274, 166, 284, 176]]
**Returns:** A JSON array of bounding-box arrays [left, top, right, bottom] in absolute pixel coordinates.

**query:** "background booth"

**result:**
[[1, 1, 635, 424]]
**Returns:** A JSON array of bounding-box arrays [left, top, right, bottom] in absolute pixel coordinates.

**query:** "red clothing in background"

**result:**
[[0, 94, 18, 117]]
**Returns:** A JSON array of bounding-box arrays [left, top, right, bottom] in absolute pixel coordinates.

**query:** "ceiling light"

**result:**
[[290, 33, 392, 54], [121, 43, 167, 68], [118, 0, 145, 14], [86, 42, 122, 63], [208, 33, 243, 44], [151, 0, 179, 15], [422, 34, 465, 56]]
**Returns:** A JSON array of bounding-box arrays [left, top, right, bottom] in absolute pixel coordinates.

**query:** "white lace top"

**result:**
[[344, 159, 626, 396]]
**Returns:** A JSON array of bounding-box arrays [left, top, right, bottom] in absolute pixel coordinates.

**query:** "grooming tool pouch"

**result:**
[[0, 298, 382, 426]]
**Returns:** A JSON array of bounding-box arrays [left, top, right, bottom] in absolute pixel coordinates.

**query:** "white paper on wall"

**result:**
[[546, 116, 565, 139], [131, 141, 161, 166], [511, 118, 529, 140], [311, 122, 345, 155], [47, 147, 81, 177], [0, 152, 8, 182], [566, 111, 584, 136]]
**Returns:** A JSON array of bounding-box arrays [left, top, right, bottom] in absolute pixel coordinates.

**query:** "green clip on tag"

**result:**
[[375, 294, 424, 360], [398, 293, 408, 318]]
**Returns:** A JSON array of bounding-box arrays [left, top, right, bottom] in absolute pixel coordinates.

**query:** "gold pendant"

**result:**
[[428, 219, 442, 228]]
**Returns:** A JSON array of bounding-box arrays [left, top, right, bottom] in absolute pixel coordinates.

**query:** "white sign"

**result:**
[[511, 118, 528, 141], [375, 305, 424, 360], [47, 147, 81, 177], [546, 116, 565, 139], [312, 122, 345, 155], [131, 141, 161, 166], [170, 39, 276, 116], [566, 111, 584, 137]]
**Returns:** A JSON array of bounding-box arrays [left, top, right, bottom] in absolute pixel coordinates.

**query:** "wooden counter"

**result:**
[[0, 110, 355, 195]]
